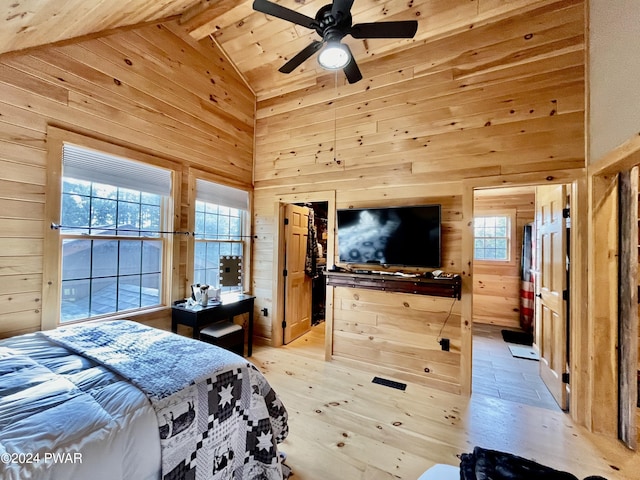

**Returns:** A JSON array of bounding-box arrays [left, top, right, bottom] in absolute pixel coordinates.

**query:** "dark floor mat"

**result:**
[[501, 329, 533, 346]]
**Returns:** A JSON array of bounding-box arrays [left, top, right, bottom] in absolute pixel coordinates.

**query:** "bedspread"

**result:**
[[0, 320, 288, 480], [43, 320, 288, 480], [0, 333, 161, 480]]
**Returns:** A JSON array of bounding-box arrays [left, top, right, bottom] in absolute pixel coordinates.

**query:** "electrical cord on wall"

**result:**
[[437, 297, 458, 342]]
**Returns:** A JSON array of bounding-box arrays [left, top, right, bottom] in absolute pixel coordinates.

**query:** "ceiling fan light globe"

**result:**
[[318, 43, 350, 70]]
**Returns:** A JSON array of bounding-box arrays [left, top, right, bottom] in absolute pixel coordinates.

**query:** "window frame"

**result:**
[[59, 186, 166, 323], [473, 209, 517, 266], [43, 127, 181, 329], [186, 168, 252, 296], [193, 202, 245, 292]]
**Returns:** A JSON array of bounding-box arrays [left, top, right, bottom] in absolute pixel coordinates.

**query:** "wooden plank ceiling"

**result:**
[[0, 0, 579, 100]]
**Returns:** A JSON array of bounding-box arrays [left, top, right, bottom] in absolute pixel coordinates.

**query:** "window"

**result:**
[[193, 178, 249, 293], [474, 215, 512, 261], [59, 144, 172, 323]]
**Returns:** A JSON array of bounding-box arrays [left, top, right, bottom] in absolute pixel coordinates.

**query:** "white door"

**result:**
[[535, 184, 569, 410]]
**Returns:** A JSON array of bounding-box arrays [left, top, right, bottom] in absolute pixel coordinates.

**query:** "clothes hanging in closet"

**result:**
[[305, 208, 319, 278]]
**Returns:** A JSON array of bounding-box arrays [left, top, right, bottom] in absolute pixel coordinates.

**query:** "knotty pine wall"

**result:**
[[473, 187, 535, 329], [253, 1, 584, 392], [0, 20, 254, 338], [331, 193, 463, 393]]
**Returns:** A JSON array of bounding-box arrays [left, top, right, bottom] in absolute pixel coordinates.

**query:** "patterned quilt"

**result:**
[[43, 320, 288, 480]]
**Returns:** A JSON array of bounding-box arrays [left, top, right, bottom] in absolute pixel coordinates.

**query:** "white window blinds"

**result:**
[[62, 143, 172, 196], [196, 178, 249, 210]]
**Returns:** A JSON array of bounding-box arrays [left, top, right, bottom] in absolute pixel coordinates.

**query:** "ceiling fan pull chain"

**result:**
[[333, 70, 338, 163]]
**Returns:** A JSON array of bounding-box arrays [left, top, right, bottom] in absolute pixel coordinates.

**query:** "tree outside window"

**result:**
[[60, 178, 165, 322], [474, 215, 511, 261], [190, 176, 249, 294], [57, 140, 172, 324], [193, 201, 244, 292]]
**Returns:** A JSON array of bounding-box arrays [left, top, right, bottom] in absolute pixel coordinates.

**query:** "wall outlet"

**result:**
[[439, 338, 450, 351]]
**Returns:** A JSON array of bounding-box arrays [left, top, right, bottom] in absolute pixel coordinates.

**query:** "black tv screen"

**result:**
[[336, 205, 441, 268]]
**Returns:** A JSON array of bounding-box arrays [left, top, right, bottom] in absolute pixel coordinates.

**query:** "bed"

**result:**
[[0, 320, 288, 480]]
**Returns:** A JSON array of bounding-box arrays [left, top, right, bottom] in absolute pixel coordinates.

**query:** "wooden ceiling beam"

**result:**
[[0, 15, 180, 62]]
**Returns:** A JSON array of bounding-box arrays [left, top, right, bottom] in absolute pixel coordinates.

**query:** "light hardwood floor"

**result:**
[[250, 323, 640, 480], [472, 323, 561, 411]]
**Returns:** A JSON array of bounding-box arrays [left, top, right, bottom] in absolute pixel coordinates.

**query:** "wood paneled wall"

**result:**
[[254, 1, 584, 190], [0, 20, 254, 338], [253, 1, 584, 391], [0, 0, 586, 395], [473, 187, 535, 328], [331, 193, 463, 393], [332, 286, 462, 393]]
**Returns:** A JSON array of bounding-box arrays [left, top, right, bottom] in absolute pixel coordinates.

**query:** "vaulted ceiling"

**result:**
[[0, 0, 578, 100]]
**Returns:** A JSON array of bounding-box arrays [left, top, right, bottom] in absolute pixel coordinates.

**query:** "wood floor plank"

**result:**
[[247, 323, 640, 480], [145, 318, 639, 480]]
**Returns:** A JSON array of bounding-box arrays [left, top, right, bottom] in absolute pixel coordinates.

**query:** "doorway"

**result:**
[[280, 201, 328, 347], [282, 203, 313, 344], [294, 201, 328, 330], [471, 185, 570, 411], [272, 191, 335, 360]]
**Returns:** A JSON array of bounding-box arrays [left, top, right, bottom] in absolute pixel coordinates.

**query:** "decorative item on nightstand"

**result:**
[[199, 284, 209, 306], [210, 287, 221, 302], [191, 283, 211, 304]]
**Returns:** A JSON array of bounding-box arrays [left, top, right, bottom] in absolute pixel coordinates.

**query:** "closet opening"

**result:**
[[296, 201, 328, 329], [280, 201, 328, 349]]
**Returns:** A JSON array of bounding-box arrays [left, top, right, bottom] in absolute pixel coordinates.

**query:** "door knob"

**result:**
[[535, 293, 542, 298]]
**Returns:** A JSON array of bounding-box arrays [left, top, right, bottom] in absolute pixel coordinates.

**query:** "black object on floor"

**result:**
[[372, 376, 407, 391], [460, 446, 585, 479], [501, 329, 534, 346]]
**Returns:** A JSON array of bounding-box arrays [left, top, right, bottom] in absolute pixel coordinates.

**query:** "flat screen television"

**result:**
[[336, 204, 441, 268]]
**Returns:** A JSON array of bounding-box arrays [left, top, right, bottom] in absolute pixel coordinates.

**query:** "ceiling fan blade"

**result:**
[[331, 0, 354, 19], [342, 44, 362, 84], [253, 0, 317, 30], [350, 20, 419, 39], [279, 41, 324, 73]]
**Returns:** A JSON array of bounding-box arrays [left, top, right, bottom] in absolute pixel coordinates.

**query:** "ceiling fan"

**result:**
[[252, 0, 418, 84]]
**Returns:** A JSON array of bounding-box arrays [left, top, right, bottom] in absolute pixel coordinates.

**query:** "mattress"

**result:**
[[0, 331, 161, 480], [0, 320, 288, 480]]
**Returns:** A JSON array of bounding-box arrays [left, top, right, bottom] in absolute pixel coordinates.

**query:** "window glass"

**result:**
[[474, 215, 511, 261], [193, 199, 245, 293], [60, 148, 169, 323]]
